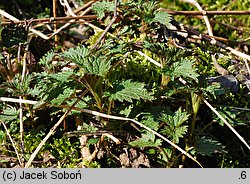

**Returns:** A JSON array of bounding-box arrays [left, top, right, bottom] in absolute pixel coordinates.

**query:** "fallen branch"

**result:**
[[160, 9, 250, 16], [180, 0, 229, 75], [68, 106, 203, 168], [0, 120, 22, 166], [0, 14, 97, 25], [136, 51, 162, 68], [0, 97, 37, 105], [203, 98, 250, 150], [19, 96, 202, 167], [25, 98, 81, 168], [183, 24, 250, 61], [0, 9, 49, 39], [92, 0, 118, 49]]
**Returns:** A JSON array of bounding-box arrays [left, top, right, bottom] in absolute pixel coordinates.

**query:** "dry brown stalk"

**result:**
[[0, 15, 97, 25], [159, 9, 250, 16], [74, 0, 96, 14], [53, 0, 58, 46], [186, 26, 250, 61], [0, 120, 22, 166], [0, 9, 49, 39], [92, 0, 118, 49]]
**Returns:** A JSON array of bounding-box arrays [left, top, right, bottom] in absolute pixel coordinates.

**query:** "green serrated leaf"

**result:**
[[61, 45, 89, 67], [61, 46, 110, 77], [173, 125, 188, 143], [39, 50, 55, 70], [50, 87, 75, 105], [129, 131, 162, 148], [50, 70, 74, 83], [195, 136, 226, 156], [216, 106, 238, 126], [83, 56, 111, 77], [107, 80, 154, 102], [0, 107, 18, 122], [160, 107, 189, 127], [141, 116, 159, 131], [160, 108, 189, 143], [204, 83, 228, 98], [164, 58, 199, 82], [27, 85, 43, 97], [92, 1, 114, 19], [153, 11, 171, 27], [119, 105, 133, 117]]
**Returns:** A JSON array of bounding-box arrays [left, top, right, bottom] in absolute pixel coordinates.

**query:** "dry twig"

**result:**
[[160, 9, 250, 15], [3, 93, 201, 168], [180, 0, 229, 75], [203, 99, 250, 150], [53, 0, 58, 46], [25, 97, 81, 168], [0, 9, 49, 39], [92, 0, 118, 49], [0, 120, 22, 166]]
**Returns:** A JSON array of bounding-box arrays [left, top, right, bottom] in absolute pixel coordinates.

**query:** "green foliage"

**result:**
[[24, 131, 46, 159], [106, 79, 154, 102], [61, 46, 89, 67], [62, 46, 111, 77], [0, 0, 249, 168], [81, 56, 111, 77], [160, 108, 189, 144], [0, 130, 6, 144], [153, 11, 171, 27], [0, 107, 18, 123], [3, 74, 33, 96], [50, 137, 80, 167], [92, 1, 114, 19], [140, 116, 159, 131], [195, 136, 226, 156], [129, 131, 162, 148], [39, 50, 55, 70], [163, 58, 199, 83]]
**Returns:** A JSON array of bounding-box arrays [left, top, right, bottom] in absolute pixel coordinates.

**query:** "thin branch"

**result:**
[[198, 34, 250, 46], [92, 0, 118, 49], [180, 0, 229, 75], [0, 14, 97, 25], [184, 24, 250, 61], [48, 6, 92, 39], [53, 0, 58, 46], [18, 36, 32, 161], [203, 98, 250, 150], [74, 0, 95, 14], [0, 9, 49, 39], [11, 91, 201, 167], [101, 133, 121, 144], [62, 106, 203, 168], [136, 51, 162, 68], [60, 0, 76, 16], [243, 59, 250, 76], [25, 97, 81, 168], [159, 9, 250, 15], [0, 120, 22, 166], [0, 97, 38, 104]]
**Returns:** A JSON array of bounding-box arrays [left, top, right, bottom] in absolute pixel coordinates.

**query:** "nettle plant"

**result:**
[[0, 0, 248, 168]]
